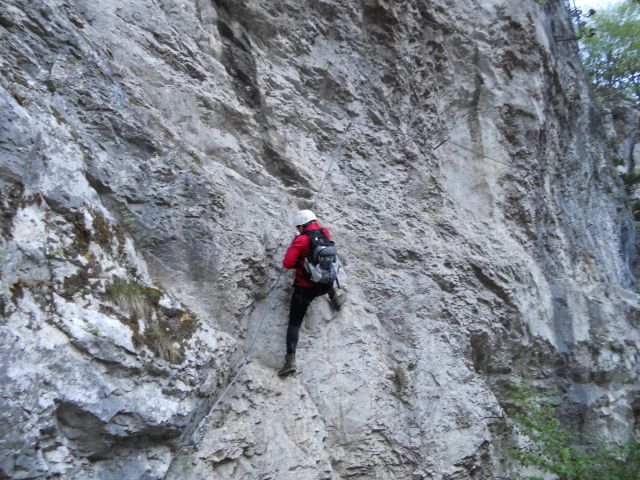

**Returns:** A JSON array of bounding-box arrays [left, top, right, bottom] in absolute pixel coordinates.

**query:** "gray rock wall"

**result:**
[[1, 0, 638, 479]]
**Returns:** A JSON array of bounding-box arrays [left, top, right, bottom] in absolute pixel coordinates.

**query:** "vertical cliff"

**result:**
[[1, 0, 638, 478]]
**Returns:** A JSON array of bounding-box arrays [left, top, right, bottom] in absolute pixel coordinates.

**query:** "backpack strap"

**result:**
[[303, 229, 333, 260], [303, 229, 330, 245]]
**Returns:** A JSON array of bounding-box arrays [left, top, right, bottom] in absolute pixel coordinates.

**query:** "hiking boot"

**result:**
[[278, 353, 296, 377], [330, 290, 346, 311]]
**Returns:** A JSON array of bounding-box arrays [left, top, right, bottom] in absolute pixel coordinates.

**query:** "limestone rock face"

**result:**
[[603, 97, 640, 173], [1, 0, 639, 479]]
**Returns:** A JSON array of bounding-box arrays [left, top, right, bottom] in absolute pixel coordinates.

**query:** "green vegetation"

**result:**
[[504, 383, 640, 480], [141, 311, 197, 364], [62, 283, 82, 297], [104, 278, 198, 363], [179, 457, 196, 471], [46, 247, 65, 259], [10, 279, 52, 304], [189, 148, 202, 165], [65, 211, 90, 256], [577, 2, 640, 222], [121, 211, 136, 228], [84, 324, 101, 336], [144, 324, 183, 364], [620, 170, 640, 219], [580, 0, 640, 102], [620, 168, 640, 193], [91, 209, 114, 249], [61, 272, 89, 299], [105, 278, 160, 319]]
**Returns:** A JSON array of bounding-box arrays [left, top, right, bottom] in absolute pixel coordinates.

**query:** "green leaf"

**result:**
[[580, 0, 640, 102], [504, 382, 640, 479]]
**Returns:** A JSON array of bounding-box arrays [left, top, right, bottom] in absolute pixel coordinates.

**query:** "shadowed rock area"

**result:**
[[0, 0, 639, 479]]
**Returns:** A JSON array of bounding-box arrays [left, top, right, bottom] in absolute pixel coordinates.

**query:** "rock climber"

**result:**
[[278, 209, 345, 377]]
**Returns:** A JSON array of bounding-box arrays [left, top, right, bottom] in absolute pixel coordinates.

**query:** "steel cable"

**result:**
[[162, 121, 356, 479]]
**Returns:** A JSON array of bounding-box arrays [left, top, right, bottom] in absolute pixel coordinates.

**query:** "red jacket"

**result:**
[[283, 221, 331, 287]]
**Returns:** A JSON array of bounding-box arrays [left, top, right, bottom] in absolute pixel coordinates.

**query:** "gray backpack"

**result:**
[[303, 229, 339, 284]]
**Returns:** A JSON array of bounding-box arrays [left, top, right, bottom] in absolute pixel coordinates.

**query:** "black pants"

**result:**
[[286, 284, 333, 355]]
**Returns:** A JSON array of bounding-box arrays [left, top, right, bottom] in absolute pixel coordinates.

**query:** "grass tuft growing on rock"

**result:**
[[61, 271, 89, 299], [105, 279, 159, 319], [104, 278, 198, 364], [144, 323, 183, 364]]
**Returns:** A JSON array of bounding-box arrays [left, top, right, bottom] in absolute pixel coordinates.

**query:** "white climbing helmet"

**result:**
[[293, 209, 316, 227]]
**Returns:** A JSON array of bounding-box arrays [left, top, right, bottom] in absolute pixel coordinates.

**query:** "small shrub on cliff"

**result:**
[[144, 322, 183, 364], [504, 383, 640, 480], [106, 278, 159, 319], [620, 168, 640, 194], [189, 148, 202, 165]]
